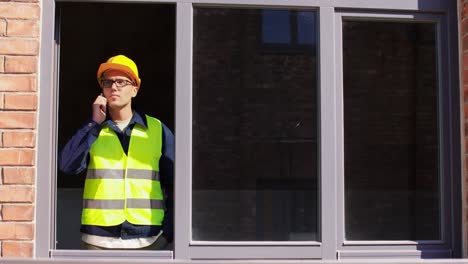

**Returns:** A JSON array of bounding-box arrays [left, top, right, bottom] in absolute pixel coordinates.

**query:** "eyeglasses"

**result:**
[[100, 78, 135, 89]]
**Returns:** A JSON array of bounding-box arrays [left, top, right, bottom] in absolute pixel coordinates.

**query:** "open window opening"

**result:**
[[55, 2, 175, 250]]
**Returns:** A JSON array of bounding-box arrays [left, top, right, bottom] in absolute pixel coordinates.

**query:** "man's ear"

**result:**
[[132, 86, 139, 98]]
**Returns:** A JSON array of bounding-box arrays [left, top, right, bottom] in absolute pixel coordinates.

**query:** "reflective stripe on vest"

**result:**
[[81, 115, 164, 226], [86, 169, 160, 181]]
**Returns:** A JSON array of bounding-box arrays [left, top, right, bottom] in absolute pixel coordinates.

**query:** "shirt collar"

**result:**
[[102, 110, 148, 129], [131, 111, 148, 128]]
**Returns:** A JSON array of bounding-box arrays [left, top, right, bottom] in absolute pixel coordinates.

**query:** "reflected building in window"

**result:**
[[192, 8, 319, 242]]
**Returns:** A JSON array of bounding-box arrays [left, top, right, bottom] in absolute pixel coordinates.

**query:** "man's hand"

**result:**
[[92, 93, 107, 124]]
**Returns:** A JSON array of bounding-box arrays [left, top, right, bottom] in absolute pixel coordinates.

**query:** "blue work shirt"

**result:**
[[58, 111, 174, 242]]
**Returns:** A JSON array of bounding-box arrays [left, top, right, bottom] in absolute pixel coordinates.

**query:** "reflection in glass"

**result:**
[[193, 8, 318, 241], [297, 11, 316, 45], [343, 21, 440, 240], [262, 10, 291, 44]]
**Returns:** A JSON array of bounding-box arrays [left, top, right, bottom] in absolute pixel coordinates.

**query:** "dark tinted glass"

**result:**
[[193, 8, 318, 241], [343, 21, 440, 240]]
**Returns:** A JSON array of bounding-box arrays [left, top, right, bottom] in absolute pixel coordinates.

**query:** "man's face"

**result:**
[[100, 69, 139, 111]]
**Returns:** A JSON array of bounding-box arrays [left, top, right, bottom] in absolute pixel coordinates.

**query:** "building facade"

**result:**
[[0, 0, 466, 262]]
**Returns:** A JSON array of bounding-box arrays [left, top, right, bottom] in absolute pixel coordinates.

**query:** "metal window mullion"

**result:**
[[188, 0, 448, 11], [438, 7, 461, 257], [55, 0, 178, 2], [334, 10, 345, 258], [447, 1, 463, 257], [436, 13, 448, 246], [319, 6, 338, 260], [37, 0, 58, 257], [188, 245, 322, 259], [174, 1, 193, 260], [50, 250, 173, 259]]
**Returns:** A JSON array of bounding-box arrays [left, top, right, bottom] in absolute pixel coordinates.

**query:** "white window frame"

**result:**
[[37, 0, 460, 260]]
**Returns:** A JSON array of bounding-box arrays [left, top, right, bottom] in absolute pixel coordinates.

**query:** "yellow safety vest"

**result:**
[[81, 115, 164, 226]]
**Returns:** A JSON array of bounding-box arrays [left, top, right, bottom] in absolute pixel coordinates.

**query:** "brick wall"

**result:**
[[0, 0, 39, 258]]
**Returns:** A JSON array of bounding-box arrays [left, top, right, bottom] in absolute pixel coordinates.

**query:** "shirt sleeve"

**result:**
[[58, 120, 102, 175], [159, 122, 174, 242]]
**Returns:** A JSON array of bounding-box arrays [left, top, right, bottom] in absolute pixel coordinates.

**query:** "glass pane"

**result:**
[[193, 8, 318, 241], [343, 21, 440, 240], [262, 10, 291, 44], [297, 11, 316, 45]]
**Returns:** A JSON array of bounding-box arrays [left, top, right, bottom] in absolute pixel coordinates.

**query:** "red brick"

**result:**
[[463, 18, 468, 36], [0, 112, 36, 129], [2, 205, 33, 221], [4, 94, 37, 110], [0, 186, 33, 203], [466, 187, 468, 203], [3, 167, 34, 184], [464, 104, 468, 119], [2, 131, 35, 148], [0, 56, 4, 73], [464, 85, 468, 101], [0, 38, 38, 55], [5, 56, 37, 73], [0, 223, 33, 240], [465, 155, 468, 169], [0, 19, 5, 37], [464, 34, 468, 51], [0, 3, 40, 19], [0, 75, 36, 92], [464, 53, 468, 70], [0, 93, 3, 110], [464, 2, 468, 18], [7, 19, 39, 37], [0, 149, 34, 166], [464, 69, 468, 84], [466, 188, 468, 203], [2, 242, 33, 258], [465, 155, 468, 173], [14, 0, 39, 3]]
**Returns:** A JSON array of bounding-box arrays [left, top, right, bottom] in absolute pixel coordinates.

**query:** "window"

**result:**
[[261, 10, 317, 50], [343, 21, 440, 241], [37, 0, 460, 260], [192, 7, 318, 242], [54, 2, 175, 255], [334, 11, 460, 259]]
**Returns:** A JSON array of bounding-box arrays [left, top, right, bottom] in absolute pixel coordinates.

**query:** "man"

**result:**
[[59, 55, 174, 250]]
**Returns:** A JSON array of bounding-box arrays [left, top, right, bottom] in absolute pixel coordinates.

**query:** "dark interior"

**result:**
[[57, 2, 175, 188], [55, 3, 175, 249]]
